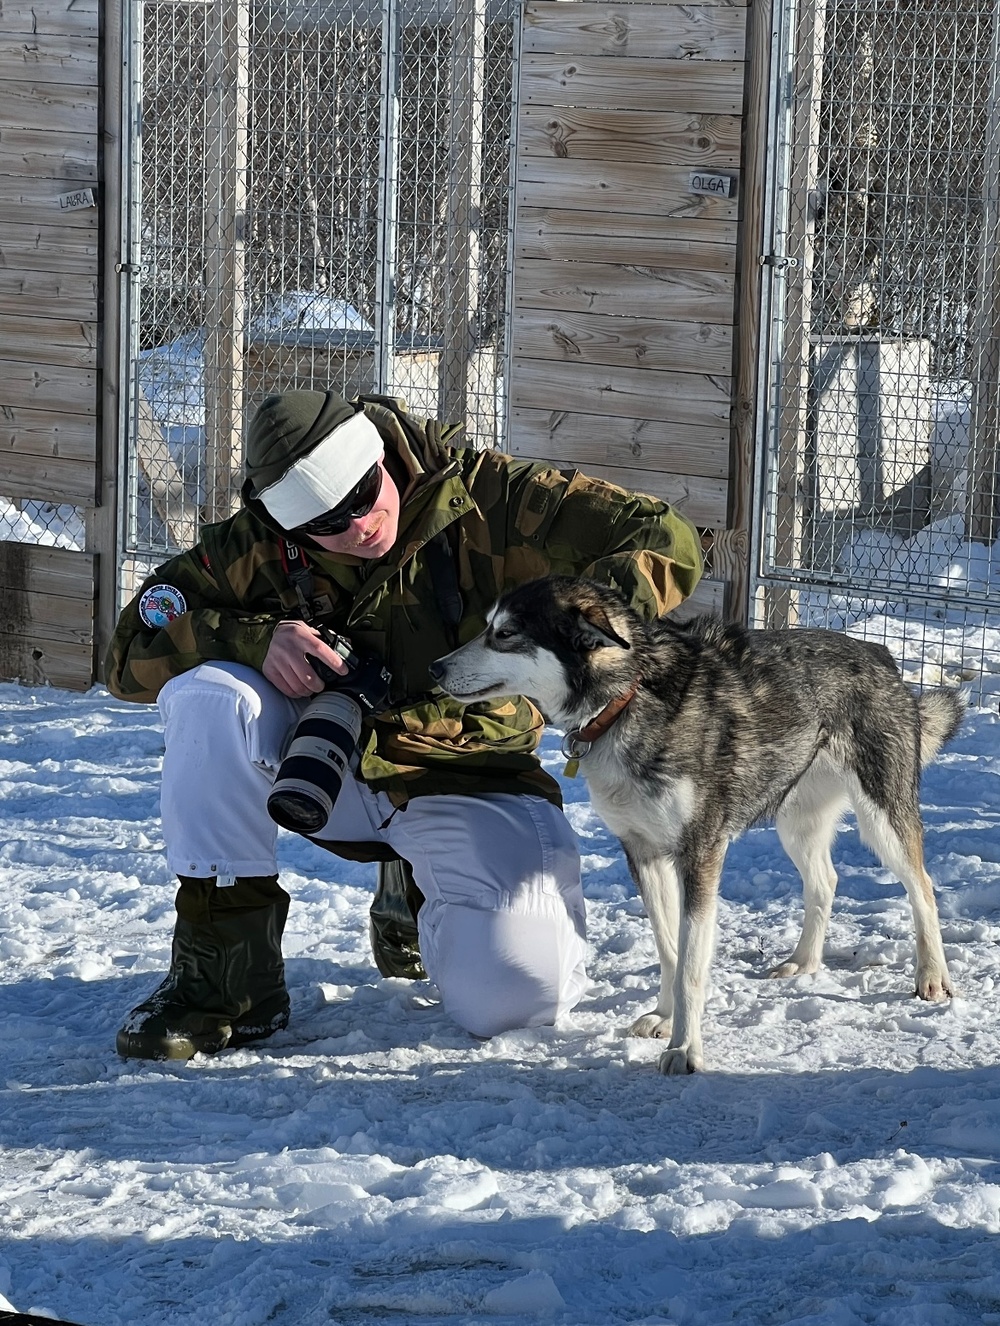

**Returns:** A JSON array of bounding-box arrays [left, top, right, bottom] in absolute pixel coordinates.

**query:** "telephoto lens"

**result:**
[[266, 691, 363, 834], [266, 626, 391, 836]]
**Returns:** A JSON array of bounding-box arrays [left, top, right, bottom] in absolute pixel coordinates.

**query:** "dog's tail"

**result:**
[[918, 687, 967, 767]]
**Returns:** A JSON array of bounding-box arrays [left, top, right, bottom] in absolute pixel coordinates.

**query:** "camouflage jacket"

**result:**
[[107, 395, 703, 825]]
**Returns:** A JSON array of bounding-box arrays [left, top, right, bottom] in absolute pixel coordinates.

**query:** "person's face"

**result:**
[[307, 460, 400, 559]]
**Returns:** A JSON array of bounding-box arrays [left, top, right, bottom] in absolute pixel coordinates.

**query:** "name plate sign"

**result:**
[[58, 188, 97, 211], [689, 172, 737, 199]]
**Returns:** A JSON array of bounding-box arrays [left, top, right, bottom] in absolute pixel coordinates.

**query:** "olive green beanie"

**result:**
[[244, 389, 384, 529]]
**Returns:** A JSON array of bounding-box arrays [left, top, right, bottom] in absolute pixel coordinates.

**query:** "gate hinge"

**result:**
[[760, 254, 800, 270]]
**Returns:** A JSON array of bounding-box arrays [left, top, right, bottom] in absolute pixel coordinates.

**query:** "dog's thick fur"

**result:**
[[430, 575, 965, 1074]]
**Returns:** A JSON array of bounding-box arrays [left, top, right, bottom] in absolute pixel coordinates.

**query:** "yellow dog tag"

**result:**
[[560, 733, 590, 780]]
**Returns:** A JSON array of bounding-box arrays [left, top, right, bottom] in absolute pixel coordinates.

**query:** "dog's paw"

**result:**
[[629, 1012, 672, 1039], [658, 1046, 701, 1075], [767, 957, 818, 979], [915, 967, 953, 1001]]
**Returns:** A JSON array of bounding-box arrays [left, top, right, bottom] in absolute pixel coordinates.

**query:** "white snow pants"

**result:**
[[158, 662, 589, 1037]]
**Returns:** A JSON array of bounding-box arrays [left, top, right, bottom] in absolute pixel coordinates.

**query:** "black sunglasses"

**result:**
[[292, 463, 383, 537]]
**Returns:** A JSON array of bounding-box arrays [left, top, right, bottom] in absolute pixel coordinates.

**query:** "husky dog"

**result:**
[[429, 576, 965, 1074]]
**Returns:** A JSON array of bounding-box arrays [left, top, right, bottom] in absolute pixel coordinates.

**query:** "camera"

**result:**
[[266, 626, 392, 836]]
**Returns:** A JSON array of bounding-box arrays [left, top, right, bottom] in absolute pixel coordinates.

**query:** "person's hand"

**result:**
[[262, 620, 350, 698]]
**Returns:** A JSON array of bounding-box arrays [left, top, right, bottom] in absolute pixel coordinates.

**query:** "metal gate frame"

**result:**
[[751, 0, 1000, 692], [117, 0, 518, 603]]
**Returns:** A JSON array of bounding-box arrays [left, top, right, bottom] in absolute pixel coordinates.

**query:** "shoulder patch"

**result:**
[[138, 583, 188, 629]]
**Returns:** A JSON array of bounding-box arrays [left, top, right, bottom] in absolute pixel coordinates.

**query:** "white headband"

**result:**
[[257, 411, 385, 528]]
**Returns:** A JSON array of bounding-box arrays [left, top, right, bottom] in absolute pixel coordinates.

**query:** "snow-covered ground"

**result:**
[[1, 648, 1000, 1326], [1, 367, 999, 1322]]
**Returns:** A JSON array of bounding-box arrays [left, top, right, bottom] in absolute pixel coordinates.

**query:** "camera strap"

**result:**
[[424, 528, 463, 647], [279, 538, 321, 623], [280, 524, 461, 654]]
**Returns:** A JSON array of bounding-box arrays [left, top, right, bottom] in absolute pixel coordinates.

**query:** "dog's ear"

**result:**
[[574, 604, 631, 652]]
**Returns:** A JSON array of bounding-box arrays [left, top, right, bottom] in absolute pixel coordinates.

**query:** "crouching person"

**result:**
[[106, 389, 702, 1059]]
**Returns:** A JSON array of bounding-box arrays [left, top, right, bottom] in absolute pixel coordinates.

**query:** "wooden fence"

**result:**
[[0, 0, 108, 690], [0, 0, 773, 690], [507, 0, 768, 616]]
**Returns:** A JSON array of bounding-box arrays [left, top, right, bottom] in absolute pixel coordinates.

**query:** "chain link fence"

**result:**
[[758, 0, 1000, 699], [0, 502, 86, 550], [123, 0, 517, 587]]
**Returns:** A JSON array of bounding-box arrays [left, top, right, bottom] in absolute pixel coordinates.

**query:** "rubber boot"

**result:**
[[369, 856, 426, 980], [116, 875, 291, 1061]]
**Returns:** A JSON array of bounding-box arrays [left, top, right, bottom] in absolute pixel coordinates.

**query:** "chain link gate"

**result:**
[[119, 0, 518, 595], [755, 0, 1000, 701]]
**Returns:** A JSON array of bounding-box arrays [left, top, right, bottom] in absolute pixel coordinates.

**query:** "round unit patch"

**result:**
[[139, 583, 188, 629]]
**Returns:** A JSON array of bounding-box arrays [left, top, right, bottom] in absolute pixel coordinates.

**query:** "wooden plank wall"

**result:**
[[508, 0, 751, 616], [0, 0, 99, 689]]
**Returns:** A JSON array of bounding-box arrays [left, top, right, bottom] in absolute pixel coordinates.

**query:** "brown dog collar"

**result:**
[[561, 678, 641, 772]]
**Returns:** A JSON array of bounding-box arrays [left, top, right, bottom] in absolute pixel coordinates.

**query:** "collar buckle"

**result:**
[[561, 731, 593, 762]]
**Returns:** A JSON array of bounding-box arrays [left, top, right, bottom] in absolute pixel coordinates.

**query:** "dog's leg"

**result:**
[[769, 776, 848, 978], [852, 796, 952, 1000], [658, 844, 725, 1075], [626, 851, 680, 1039]]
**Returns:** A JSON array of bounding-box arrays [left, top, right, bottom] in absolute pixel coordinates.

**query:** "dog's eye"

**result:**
[[493, 626, 516, 642]]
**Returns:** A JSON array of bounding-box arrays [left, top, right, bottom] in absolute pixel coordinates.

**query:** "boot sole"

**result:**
[[115, 1026, 231, 1061], [116, 998, 290, 1061]]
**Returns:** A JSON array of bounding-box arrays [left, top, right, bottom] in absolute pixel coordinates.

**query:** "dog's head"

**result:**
[[429, 575, 637, 724]]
